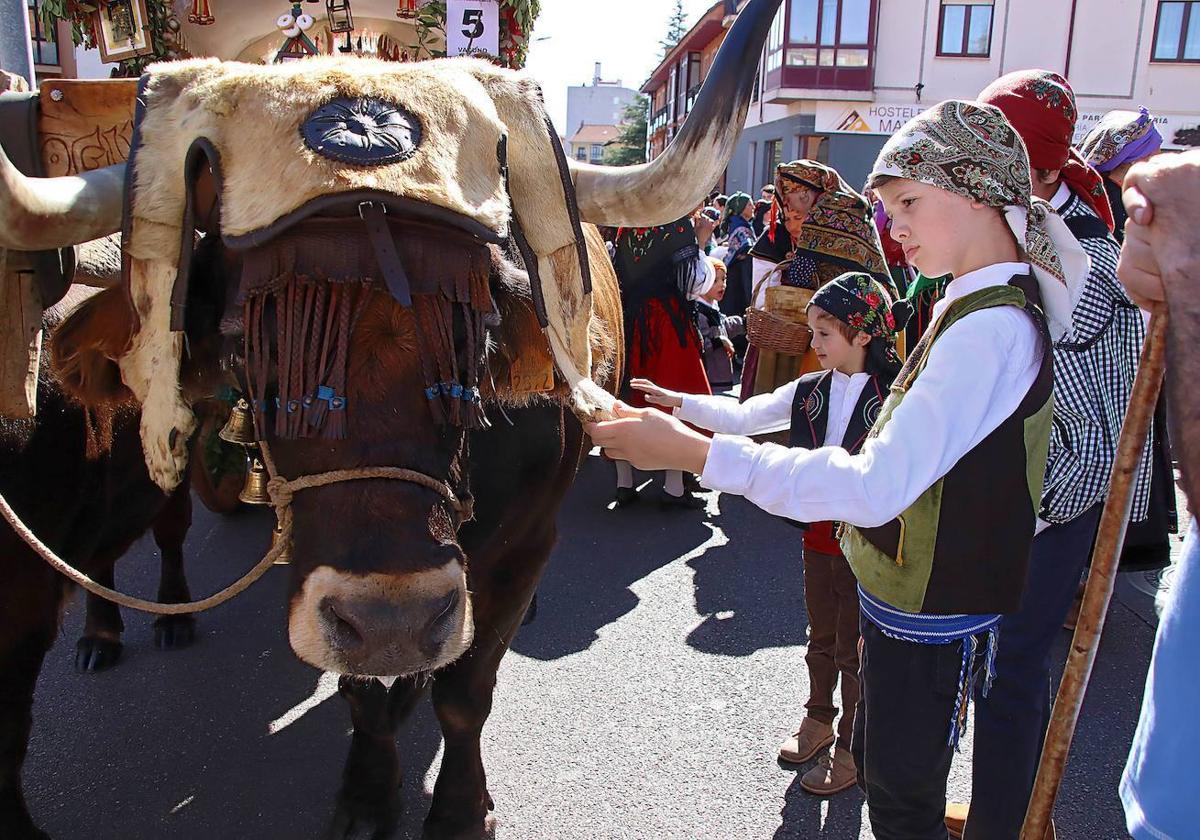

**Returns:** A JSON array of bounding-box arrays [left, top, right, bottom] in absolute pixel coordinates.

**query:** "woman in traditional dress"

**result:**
[[610, 218, 714, 508], [1078, 107, 1164, 244], [739, 161, 893, 401], [719, 192, 756, 359]]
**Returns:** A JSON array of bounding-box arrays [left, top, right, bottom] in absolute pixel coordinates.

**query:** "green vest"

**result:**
[[840, 278, 1054, 615]]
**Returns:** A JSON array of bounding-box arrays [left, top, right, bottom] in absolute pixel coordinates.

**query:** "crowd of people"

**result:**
[[594, 69, 1192, 840]]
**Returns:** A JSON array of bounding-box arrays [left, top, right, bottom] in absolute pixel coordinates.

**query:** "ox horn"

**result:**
[[570, 0, 783, 228], [0, 141, 126, 251]]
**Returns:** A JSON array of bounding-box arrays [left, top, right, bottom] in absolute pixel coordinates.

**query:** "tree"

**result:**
[[603, 96, 650, 166], [659, 0, 688, 57]]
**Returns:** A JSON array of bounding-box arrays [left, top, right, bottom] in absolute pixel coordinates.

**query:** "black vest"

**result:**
[[788, 370, 888, 456]]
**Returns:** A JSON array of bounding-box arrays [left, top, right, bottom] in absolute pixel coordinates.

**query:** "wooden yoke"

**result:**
[[0, 78, 135, 419]]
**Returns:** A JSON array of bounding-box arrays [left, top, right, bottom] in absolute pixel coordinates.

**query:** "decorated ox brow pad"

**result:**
[[301, 98, 423, 167]]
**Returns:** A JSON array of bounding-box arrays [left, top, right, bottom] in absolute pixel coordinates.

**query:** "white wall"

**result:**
[[72, 46, 108, 80]]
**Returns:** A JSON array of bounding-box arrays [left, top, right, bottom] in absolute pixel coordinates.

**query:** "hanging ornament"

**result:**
[[326, 0, 354, 52], [396, 0, 420, 20], [188, 0, 215, 25], [275, 2, 319, 62]]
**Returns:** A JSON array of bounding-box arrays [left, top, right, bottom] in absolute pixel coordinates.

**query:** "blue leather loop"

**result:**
[[301, 98, 422, 166]]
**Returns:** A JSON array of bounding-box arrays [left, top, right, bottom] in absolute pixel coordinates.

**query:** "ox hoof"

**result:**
[[326, 797, 401, 840], [153, 615, 197, 650], [423, 813, 496, 840], [74, 636, 123, 672]]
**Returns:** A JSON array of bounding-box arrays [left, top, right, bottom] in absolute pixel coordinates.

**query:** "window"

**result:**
[[785, 0, 873, 67], [27, 0, 60, 66], [575, 147, 587, 161], [764, 139, 783, 178], [938, 0, 993, 57], [1153, 1, 1200, 61], [590, 144, 603, 159]]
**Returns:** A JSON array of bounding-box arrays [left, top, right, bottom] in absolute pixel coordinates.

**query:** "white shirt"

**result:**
[[700, 262, 1044, 528], [1050, 181, 1072, 212], [676, 371, 871, 446]]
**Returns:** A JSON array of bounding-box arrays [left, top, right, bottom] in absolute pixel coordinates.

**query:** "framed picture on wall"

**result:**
[[94, 0, 154, 64]]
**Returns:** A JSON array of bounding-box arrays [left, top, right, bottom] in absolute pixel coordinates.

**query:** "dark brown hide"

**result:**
[[0, 303, 195, 840]]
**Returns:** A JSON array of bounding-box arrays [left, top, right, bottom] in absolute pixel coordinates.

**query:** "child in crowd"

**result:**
[[693, 257, 745, 387], [587, 100, 1088, 838], [633, 272, 908, 795]]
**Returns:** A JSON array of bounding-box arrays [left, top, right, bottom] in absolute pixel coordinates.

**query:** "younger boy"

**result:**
[[633, 272, 907, 795]]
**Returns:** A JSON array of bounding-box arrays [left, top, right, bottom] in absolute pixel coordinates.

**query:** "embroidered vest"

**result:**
[[840, 275, 1054, 615], [788, 370, 888, 553]]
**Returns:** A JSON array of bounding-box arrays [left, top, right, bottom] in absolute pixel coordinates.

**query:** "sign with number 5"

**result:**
[[447, 0, 500, 57]]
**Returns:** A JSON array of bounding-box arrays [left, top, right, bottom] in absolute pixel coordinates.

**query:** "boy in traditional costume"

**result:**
[[587, 100, 1087, 840], [632, 272, 907, 795], [945, 71, 1153, 840]]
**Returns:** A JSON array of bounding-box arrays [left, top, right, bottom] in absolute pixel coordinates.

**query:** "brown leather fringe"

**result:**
[[240, 217, 494, 438]]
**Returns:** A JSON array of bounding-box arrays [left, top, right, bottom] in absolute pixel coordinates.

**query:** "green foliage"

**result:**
[[659, 0, 688, 58], [603, 95, 649, 166]]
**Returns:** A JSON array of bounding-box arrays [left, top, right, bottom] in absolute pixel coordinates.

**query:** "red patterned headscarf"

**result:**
[[977, 70, 1115, 232]]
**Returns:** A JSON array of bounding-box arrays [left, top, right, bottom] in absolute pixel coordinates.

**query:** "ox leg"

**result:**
[[152, 485, 195, 650], [423, 538, 557, 840], [0, 568, 60, 840], [327, 675, 427, 840], [75, 564, 124, 673]]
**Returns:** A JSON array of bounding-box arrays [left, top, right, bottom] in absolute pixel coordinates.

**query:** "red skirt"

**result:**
[[626, 298, 711, 435]]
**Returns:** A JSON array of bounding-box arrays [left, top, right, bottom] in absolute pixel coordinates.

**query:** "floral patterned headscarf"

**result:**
[[808, 272, 909, 371], [770, 159, 891, 290], [869, 99, 1089, 341], [1078, 107, 1163, 174]]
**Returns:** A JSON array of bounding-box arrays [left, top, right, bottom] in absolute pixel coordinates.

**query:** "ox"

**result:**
[[0, 1, 781, 836]]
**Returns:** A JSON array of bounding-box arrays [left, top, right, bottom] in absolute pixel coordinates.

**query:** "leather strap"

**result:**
[[541, 113, 592, 295], [360, 201, 413, 307]]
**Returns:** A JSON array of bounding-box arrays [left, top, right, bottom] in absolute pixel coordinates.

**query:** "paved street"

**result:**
[[24, 450, 1178, 839]]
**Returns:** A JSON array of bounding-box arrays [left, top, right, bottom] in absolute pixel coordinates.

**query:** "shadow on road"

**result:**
[[772, 775, 865, 839], [510, 454, 713, 661], [686, 495, 809, 656]]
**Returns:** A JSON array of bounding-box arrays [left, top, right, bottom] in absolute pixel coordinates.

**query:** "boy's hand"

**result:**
[[629, 379, 684, 408], [719, 337, 735, 359], [585, 402, 711, 475]]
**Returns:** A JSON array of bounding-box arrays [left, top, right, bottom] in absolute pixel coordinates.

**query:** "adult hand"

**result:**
[[694, 213, 718, 248], [629, 379, 684, 408], [1119, 151, 1200, 308], [585, 402, 711, 475]]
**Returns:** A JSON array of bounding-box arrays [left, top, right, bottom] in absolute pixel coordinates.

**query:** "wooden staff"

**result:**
[[1021, 307, 1168, 839]]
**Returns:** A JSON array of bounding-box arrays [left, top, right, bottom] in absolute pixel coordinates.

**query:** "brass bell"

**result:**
[[219, 398, 257, 446], [270, 524, 291, 565], [239, 456, 272, 506]]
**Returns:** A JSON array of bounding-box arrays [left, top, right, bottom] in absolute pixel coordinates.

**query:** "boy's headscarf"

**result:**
[[1078, 107, 1163, 174], [977, 70, 1115, 231], [869, 99, 1089, 341], [808, 272, 909, 371]]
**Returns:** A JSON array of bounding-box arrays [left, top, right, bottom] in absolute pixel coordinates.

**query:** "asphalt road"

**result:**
[[23, 450, 1178, 839]]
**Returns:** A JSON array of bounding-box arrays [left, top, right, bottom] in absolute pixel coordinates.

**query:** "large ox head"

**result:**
[[2, 0, 781, 676]]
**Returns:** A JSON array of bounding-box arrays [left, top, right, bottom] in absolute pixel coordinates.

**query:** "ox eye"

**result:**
[[297, 13, 315, 30], [277, 13, 296, 28]]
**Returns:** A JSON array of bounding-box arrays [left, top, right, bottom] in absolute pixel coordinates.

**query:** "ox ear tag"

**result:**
[[509, 334, 555, 395], [301, 97, 421, 166]]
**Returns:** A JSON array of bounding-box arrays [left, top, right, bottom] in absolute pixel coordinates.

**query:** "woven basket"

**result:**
[[745, 278, 813, 356]]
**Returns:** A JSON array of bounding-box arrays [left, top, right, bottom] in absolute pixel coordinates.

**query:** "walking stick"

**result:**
[[1021, 307, 1168, 839]]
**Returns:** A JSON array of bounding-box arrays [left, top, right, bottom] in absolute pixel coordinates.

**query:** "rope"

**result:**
[[3, 443, 470, 615]]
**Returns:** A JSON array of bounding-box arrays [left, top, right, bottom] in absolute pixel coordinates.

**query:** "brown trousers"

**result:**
[[802, 547, 862, 750]]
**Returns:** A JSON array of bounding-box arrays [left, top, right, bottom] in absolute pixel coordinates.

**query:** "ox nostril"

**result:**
[[321, 597, 366, 652], [427, 588, 459, 631]]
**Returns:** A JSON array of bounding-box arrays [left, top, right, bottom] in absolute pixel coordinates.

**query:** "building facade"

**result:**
[[567, 63, 640, 137], [709, 0, 1200, 195], [642, 0, 743, 167], [568, 124, 620, 163]]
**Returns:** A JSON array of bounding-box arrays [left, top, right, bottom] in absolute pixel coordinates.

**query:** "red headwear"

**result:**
[[978, 70, 1115, 232]]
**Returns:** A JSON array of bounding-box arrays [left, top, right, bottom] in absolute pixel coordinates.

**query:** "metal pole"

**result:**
[[0, 0, 37, 86], [1020, 307, 1169, 839]]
